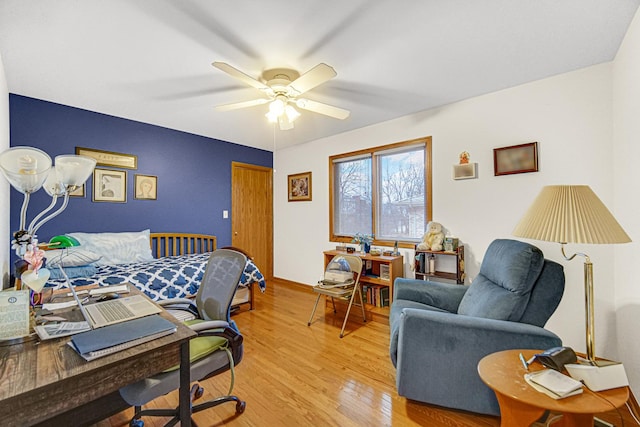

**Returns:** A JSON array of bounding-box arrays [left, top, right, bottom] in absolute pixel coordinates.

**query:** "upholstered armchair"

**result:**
[[389, 239, 565, 415]]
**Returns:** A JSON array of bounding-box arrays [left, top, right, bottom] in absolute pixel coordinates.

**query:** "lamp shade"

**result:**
[[513, 185, 631, 244], [0, 146, 52, 193], [42, 166, 66, 197], [54, 154, 96, 188]]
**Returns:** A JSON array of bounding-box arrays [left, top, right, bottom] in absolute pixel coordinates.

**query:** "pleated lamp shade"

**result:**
[[513, 185, 631, 244]]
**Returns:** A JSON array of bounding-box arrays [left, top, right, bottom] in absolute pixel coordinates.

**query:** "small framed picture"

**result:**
[[92, 168, 127, 203], [288, 171, 312, 202], [68, 183, 85, 198], [134, 174, 157, 200], [493, 142, 538, 176]]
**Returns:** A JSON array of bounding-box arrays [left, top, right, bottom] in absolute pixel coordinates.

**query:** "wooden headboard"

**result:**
[[150, 233, 217, 258]]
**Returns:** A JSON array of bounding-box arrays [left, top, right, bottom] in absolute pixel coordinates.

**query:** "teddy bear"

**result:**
[[417, 221, 445, 251]]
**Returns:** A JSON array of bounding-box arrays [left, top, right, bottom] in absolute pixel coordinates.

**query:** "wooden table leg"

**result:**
[[179, 341, 191, 427], [495, 392, 545, 427]]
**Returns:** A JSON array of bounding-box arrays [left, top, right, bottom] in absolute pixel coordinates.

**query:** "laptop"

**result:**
[[62, 268, 162, 329]]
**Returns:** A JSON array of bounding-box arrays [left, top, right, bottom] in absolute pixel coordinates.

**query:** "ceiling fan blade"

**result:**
[[288, 63, 337, 96], [212, 62, 273, 95], [295, 98, 350, 120], [215, 98, 270, 112]]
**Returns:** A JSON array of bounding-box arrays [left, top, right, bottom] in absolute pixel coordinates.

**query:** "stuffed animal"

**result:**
[[417, 221, 445, 251]]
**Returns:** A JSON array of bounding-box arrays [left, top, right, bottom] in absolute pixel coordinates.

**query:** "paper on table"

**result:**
[[43, 300, 78, 311], [0, 290, 30, 340]]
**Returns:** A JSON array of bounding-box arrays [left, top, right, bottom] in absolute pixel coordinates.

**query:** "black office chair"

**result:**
[[119, 248, 248, 427]]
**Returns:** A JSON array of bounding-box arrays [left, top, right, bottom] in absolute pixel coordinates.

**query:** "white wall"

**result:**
[[613, 8, 640, 395], [0, 52, 9, 288], [275, 63, 619, 364]]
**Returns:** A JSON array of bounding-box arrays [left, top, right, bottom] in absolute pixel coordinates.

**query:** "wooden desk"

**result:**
[[478, 349, 629, 427], [0, 287, 196, 427]]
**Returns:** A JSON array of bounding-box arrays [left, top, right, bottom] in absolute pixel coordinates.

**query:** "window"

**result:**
[[330, 137, 432, 247]]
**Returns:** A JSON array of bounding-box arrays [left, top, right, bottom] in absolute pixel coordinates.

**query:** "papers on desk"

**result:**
[[0, 290, 30, 340], [42, 284, 131, 311], [68, 315, 176, 361], [524, 369, 583, 399], [35, 321, 91, 340]]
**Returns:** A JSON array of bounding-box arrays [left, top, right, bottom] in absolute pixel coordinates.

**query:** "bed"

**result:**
[[43, 231, 265, 310]]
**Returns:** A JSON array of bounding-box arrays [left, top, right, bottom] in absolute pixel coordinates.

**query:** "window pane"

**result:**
[[333, 157, 372, 236], [377, 147, 425, 240]]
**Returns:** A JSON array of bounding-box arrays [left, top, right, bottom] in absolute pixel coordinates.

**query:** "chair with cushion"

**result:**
[[389, 239, 565, 415], [119, 248, 248, 427]]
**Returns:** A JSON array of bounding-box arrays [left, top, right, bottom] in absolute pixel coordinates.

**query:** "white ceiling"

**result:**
[[0, 1, 638, 152]]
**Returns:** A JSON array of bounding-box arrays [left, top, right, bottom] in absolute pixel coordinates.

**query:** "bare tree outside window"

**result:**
[[330, 138, 431, 245], [333, 157, 372, 236]]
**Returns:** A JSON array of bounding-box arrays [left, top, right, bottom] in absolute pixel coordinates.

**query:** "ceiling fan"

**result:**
[[212, 62, 350, 130]]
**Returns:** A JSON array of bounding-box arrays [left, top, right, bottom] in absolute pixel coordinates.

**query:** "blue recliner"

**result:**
[[389, 239, 565, 415]]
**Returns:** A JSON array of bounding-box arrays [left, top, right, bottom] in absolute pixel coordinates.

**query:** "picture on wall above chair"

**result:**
[[493, 142, 538, 176]]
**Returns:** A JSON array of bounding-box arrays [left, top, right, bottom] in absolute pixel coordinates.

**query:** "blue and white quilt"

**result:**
[[45, 252, 266, 301]]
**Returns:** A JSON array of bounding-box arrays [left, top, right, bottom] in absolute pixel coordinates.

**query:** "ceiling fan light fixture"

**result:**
[[265, 110, 279, 123], [285, 105, 300, 122], [269, 97, 286, 116]]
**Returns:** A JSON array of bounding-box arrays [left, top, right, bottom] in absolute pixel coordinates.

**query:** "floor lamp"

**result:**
[[513, 185, 631, 366]]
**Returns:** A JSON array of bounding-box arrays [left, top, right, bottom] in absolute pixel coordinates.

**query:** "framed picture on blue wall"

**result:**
[[134, 174, 157, 200], [93, 168, 127, 203]]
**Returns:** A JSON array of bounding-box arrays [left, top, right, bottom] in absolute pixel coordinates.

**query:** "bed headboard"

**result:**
[[150, 233, 217, 258]]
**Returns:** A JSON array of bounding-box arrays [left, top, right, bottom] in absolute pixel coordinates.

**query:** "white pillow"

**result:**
[[67, 230, 154, 265], [45, 248, 102, 267]]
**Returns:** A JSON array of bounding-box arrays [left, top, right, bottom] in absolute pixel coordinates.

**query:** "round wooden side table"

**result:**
[[478, 349, 629, 427]]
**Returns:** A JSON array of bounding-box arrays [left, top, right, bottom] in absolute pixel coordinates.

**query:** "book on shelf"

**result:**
[[362, 284, 390, 308]]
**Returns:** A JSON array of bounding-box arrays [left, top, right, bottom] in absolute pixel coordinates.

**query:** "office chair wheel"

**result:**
[[129, 419, 144, 427], [190, 383, 204, 401], [236, 400, 246, 414]]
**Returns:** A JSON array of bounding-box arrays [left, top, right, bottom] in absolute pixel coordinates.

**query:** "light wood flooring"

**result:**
[[100, 280, 638, 427]]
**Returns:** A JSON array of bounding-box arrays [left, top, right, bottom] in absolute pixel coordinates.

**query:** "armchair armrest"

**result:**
[[188, 320, 230, 332], [394, 278, 468, 313]]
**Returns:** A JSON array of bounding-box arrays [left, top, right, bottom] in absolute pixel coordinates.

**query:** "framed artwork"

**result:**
[[452, 163, 477, 180], [493, 142, 538, 176], [134, 174, 157, 200], [92, 168, 127, 203], [68, 183, 85, 198], [288, 171, 312, 202], [76, 146, 138, 170]]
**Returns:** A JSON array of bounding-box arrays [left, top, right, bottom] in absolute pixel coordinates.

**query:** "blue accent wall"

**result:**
[[8, 94, 272, 248]]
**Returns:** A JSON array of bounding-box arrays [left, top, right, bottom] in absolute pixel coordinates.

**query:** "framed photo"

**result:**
[[92, 169, 127, 203], [288, 171, 312, 202], [76, 146, 138, 170], [68, 183, 85, 198], [452, 163, 477, 180], [493, 142, 538, 176], [134, 174, 157, 200]]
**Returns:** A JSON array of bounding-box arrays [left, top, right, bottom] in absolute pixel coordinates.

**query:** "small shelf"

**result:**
[[414, 246, 465, 284]]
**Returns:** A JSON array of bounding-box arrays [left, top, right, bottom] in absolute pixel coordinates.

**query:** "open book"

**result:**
[[524, 369, 583, 399]]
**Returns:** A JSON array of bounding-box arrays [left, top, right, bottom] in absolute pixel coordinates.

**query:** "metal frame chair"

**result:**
[[307, 254, 366, 338]]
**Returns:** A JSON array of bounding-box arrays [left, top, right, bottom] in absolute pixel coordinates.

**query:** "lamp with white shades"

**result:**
[[0, 146, 95, 292]]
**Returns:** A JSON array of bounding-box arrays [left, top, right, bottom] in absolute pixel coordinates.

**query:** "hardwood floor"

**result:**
[[100, 281, 637, 427]]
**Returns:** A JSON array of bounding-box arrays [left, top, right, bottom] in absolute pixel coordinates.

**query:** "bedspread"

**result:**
[[45, 252, 267, 301]]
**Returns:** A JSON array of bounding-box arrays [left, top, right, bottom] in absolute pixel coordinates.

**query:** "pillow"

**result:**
[[48, 265, 99, 280], [45, 247, 102, 268], [67, 230, 154, 266]]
